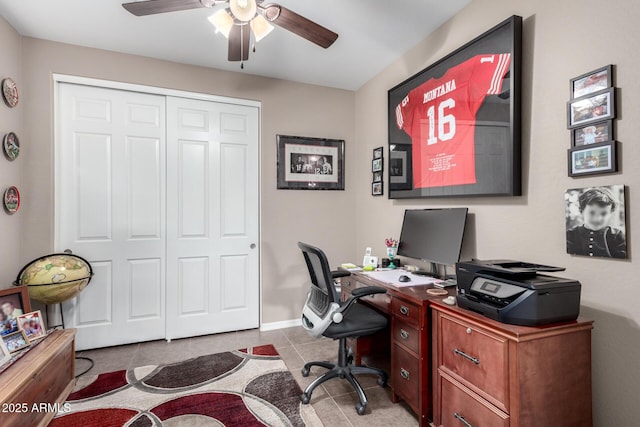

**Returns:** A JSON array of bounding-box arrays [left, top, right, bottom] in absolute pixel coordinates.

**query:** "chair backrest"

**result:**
[[298, 242, 340, 318]]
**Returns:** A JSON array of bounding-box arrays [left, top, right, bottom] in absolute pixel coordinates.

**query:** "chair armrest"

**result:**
[[351, 286, 386, 298], [331, 270, 351, 279], [331, 286, 387, 323]]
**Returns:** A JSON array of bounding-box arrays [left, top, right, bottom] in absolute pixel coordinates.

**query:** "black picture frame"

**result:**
[[388, 16, 522, 199], [570, 65, 613, 99], [372, 158, 383, 173], [568, 140, 617, 177], [567, 87, 616, 129], [373, 171, 383, 183], [571, 120, 614, 147], [373, 146, 383, 159], [276, 135, 345, 190], [372, 181, 383, 196]]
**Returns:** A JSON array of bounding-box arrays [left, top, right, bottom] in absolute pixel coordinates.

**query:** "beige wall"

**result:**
[[0, 18, 23, 288], [354, 0, 640, 425], [18, 37, 357, 325]]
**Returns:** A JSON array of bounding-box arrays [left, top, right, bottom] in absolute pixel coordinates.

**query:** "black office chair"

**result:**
[[297, 242, 389, 415]]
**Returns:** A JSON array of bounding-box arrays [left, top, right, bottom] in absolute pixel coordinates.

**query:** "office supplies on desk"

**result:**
[[362, 270, 440, 287], [456, 259, 581, 326]]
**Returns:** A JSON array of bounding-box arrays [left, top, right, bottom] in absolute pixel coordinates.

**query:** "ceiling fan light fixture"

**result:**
[[208, 9, 234, 38], [229, 0, 257, 22], [250, 14, 274, 42]]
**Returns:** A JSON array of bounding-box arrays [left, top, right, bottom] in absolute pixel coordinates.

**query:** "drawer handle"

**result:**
[[400, 368, 410, 380], [454, 348, 480, 365], [400, 329, 409, 340], [399, 305, 410, 316], [454, 412, 474, 427]]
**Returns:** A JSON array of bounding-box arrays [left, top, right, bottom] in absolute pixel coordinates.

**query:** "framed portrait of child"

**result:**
[[18, 310, 47, 341], [565, 185, 627, 259]]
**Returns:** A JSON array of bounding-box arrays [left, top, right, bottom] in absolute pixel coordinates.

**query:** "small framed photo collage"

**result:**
[[567, 65, 619, 177], [372, 147, 384, 196]]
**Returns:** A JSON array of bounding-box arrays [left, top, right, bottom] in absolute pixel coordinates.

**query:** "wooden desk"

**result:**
[[340, 271, 454, 427], [0, 329, 76, 427]]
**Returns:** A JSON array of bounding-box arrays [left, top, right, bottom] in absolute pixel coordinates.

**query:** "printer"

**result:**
[[455, 260, 581, 326]]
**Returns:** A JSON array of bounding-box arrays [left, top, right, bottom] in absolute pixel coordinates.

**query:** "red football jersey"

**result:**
[[396, 54, 511, 189]]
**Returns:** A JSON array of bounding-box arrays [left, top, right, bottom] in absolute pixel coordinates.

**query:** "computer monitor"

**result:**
[[397, 208, 468, 266]]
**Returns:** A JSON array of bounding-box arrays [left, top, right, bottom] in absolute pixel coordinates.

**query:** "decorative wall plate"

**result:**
[[4, 186, 20, 214], [3, 132, 19, 160], [2, 78, 19, 107]]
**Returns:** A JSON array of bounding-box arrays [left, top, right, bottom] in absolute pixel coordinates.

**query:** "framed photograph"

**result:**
[[3, 186, 20, 214], [0, 286, 31, 337], [570, 65, 612, 99], [372, 158, 383, 173], [0, 338, 10, 367], [373, 146, 383, 159], [2, 330, 29, 353], [17, 310, 47, 341], [572, 120, 613, 146], [567, 88, 615, 129], [388, 16, 522, 199], [277, 135, 345, 190], [372, 181, 383, 196], [3, 132, 20, 161], [568, 141, 617, 177], [373, 171, 383, 183], [566, 185, 626, 259], [389, 144, 413, 191]]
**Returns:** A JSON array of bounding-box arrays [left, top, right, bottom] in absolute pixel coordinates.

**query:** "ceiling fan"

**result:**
[[122, 0, 339, 66]]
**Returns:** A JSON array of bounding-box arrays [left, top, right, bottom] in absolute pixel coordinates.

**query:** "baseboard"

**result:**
[[260, 318, 302, 331]]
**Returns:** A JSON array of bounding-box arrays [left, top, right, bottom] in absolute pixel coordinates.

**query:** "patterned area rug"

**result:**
[[50, 344, 322, 427]]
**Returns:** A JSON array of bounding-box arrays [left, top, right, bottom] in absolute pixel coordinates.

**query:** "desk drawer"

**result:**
[[393, 318, 420, 354], [440, 376, 509, 427], [392, 343, 420, 407], [440, 315, 508, 410], [391, 298, 420, 326]]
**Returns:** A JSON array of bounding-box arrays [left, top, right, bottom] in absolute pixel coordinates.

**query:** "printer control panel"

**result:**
[[469, 277, 525, 306]]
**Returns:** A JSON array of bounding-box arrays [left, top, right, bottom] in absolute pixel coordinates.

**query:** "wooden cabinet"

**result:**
[[432, 301, 593, 427], [341, 272, 453, 426], [0, 329, 76, 427]]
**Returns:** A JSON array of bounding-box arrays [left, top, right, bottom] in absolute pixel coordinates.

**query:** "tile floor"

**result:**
[[75, 326, 420, 426]]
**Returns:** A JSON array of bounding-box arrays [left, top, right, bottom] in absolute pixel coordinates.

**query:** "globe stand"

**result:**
[[44, 303, 95, 378]]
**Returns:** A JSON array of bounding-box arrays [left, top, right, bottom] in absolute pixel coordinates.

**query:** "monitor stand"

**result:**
[[413, 262, 441, 278]]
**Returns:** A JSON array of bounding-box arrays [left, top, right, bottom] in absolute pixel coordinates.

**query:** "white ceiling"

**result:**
[[0, 0, 470, 90]]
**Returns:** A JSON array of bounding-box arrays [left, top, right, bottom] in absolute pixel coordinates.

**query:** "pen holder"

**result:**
[[386, 247, 398, 269]]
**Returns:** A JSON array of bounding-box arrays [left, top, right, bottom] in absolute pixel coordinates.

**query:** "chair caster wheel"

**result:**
[[300, 393, 311, 404], [301, 367, 310, 377], [377, 377, 387, 387], [356, 403, 367, 415]]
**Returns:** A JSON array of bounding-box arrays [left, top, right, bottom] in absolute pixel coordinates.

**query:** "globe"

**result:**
[[16, 253, 93, 305]]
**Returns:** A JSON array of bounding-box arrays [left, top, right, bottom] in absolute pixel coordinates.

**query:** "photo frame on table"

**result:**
[[372, 182, 383, 196], [568, 140, 617, 177], [0, 286, 31, 337], [2, 330, 29, 353], [570, 65, 612, 99], [388, 15, 522, 199], [0, 338, 10, 366], [567, 87, 615, 129], [17, 310, 47, 341], [572, 120, 613, 147], [276, 135, 345, 190]]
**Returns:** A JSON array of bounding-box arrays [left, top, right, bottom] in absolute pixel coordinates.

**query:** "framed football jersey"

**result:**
[[388, 16, 523, 199]]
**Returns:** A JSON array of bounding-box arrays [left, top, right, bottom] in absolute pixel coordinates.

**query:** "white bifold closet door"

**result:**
[[57, 83, 259, 350]]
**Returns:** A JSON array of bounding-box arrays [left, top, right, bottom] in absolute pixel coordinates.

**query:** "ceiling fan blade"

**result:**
[[122, 0, 206, 16], [262, 4, 338, 49], [228, 25, 250, 62]]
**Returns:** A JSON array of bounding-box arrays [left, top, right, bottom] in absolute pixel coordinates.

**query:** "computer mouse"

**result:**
[[399, 275, 411, 282]]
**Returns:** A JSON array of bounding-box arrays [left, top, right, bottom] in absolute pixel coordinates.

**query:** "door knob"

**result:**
[[250, 243, 256, 249]]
